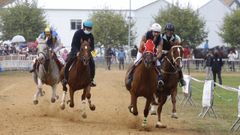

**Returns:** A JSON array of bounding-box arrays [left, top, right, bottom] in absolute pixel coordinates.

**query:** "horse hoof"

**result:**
[[128, 105, 133, 113], [90, 104, 96, 111], [51, 98, 56, 103], [60, 103, 65, 110], [171, 113, 178, 119], [155, 122, 167, 128], [133, 112, 138, 116], [33, 100, 38, 105], [69, 103, 74, 108], [40, 91, 45, 96], [82, 113, 87, 119]]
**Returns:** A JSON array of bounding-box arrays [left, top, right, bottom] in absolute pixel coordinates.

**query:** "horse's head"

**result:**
[[77, 39, 91, 65], [37, 38, 50, 64], [167, 45, 184, 70], [142, 40, 156, 68]]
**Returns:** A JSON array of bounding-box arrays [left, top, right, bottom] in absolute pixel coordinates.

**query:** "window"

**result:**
[[70, 19, 82, 30]]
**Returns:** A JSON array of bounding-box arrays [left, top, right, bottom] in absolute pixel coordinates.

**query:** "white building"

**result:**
[[43, 0, 169, 47]]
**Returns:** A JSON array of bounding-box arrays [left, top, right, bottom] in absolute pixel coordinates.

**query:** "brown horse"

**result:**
[[125, 39, 158, 127], [60, 39, 95, 118], [155, 45, 183, 128]]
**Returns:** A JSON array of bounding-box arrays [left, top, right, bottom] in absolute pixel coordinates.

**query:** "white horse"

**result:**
[[32, 39, 61, 104]]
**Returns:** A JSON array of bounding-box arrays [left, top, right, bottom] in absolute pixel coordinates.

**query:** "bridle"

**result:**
[[161, 45, 183, 74]]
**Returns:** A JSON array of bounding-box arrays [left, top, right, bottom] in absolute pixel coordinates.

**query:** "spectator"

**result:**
[[183, 44, 191, 74], [61, 49, 69, 63], [204, 51, 213, 79], [130, 45, 138, 61], [211, 51, 224, 86], [117, 47, 126, 70], [227, 50, 237, 72]]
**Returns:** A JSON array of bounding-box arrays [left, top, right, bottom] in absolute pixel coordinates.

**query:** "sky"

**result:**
[[37, 0, 211, 10]]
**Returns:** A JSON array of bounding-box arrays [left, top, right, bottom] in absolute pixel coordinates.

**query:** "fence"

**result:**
[[0, 55, 240, 72]]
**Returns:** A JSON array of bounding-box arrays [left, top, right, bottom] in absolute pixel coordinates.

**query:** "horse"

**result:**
[[60, 39, 95, 118], [125, 39, 158, 127], [155, 45, 184, 128], [32, 39, 61, 104]]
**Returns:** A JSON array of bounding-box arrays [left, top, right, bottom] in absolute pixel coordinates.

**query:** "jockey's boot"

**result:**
[[126, 65, 135, 89], [157, 74, 164, 88], [90, 79, 96, 87], [179, 70, 186, 87], [29, 62, 37, 73]]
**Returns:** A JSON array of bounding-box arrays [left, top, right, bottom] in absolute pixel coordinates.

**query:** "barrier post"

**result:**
[[198, 80, 217, 118], [180, 75, 195, 106], [230, 86, 240, 132]]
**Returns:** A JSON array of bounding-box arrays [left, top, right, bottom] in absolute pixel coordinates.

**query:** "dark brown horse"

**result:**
[[155, 45, 183, 128], [60, 39, 95, 118], [125, 39, 158, 127]]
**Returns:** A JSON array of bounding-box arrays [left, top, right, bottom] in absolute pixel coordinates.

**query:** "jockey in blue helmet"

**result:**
[[156, 22, 186, 87], [62, 20, 96, 87]]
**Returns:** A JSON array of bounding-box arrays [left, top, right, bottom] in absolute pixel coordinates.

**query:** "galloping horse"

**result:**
[[155, 45, 183, 128], [125, 39, 158, 127], [60, 39, 95, 118], [32, 39, 61, 104]]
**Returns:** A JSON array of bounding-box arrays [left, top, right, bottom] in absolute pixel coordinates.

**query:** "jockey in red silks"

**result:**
[[126, 23, 164, 89], [30, 26, 64, 73]]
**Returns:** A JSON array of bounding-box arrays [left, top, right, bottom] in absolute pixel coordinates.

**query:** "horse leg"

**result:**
[[60, 90, 67, 110], [156, 95, 167, 128], [50, 84, 59, 103], [128, 92, 138, 116], [33, 78, 44, 105], [84, 86, 96, 111], [142, 98, 151, 127], [171, 89, 178, 119], [149, 93, 158, 115], [68, 88, 74, 108]]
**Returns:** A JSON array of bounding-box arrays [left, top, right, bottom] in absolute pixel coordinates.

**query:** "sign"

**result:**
[[182, 75, 191, 94], [202, 80, 214, 107]]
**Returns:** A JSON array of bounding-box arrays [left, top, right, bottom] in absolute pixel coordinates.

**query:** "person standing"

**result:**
[[117, 47, 126, 70], [211, 51, 224, 86], [204, 51, 213, 80]]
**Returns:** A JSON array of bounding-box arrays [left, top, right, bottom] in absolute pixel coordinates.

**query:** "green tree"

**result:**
[[90, 10, 136, 48], [154, 4, 207, 48], [219, 9, 240, 48], [0, 0, 46, 41]]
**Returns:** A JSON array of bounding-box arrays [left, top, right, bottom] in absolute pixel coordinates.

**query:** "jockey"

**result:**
[[30, 26, 64, 73], [126, 23, 164, 88], [156, 22, 186, 87], [62, 20, 96, 87]]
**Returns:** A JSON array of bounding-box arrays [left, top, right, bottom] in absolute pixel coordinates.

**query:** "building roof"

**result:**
[[0, 0, 15, 8]]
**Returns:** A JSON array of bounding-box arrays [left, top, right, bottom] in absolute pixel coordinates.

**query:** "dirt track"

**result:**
[[0, 68, 231, 135]]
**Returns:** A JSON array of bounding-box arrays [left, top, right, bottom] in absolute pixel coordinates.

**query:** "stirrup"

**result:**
[[179, 79, 186, 87], [90, 80, 96, 87], [62, 79, 68, 86], [158, 80, 164, 87]]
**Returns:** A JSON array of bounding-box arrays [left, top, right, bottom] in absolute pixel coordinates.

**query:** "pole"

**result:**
[[128, 0, 131, 47]]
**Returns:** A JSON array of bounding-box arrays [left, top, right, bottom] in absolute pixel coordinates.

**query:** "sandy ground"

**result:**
[[0, 68, 235, 135]]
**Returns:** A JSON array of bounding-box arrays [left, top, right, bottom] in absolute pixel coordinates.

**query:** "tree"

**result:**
[[90, 10, 136, 48], [154, 4, 207, 48], [0, 0, 46, 41], [219, 9, 240, 48]]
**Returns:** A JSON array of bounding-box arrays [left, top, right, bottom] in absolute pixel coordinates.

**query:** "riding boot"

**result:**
[[52, 53, 63, 71], [155, 66, 164, 89], [62, 57, 75, 86], [89, 57, 96, 87], [126, 65, 136, 89], [29, 62, 36, 73], [179, 70, 186, 87]]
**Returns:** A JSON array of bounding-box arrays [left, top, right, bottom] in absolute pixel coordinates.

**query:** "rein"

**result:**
[[160, 45, 183, 74]]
